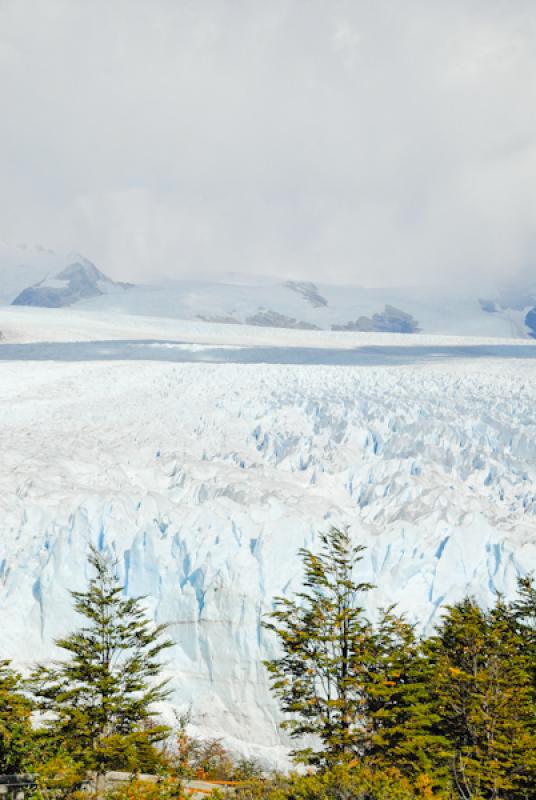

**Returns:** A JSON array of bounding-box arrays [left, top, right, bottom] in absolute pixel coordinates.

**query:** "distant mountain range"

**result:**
[[1, 242, 536, 338]]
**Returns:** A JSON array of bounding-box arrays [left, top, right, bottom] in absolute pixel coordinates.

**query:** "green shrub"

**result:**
[[235, 765, 445, 800], [104, 776, 182, 800]]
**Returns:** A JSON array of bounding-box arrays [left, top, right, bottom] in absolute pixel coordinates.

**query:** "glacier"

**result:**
[[0, 309, 535, 763]]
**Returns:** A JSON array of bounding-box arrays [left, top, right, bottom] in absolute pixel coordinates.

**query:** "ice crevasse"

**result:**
[[0, 359, 535, 762]]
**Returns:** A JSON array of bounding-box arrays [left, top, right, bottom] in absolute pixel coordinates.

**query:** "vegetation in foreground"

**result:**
[[261, 529, 536, 800], [0, 532, 534, 799]]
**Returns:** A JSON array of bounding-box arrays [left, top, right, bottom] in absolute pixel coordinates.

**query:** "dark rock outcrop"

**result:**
[[197, 314, 242, 325], [246, 309, 320, 330], [284, 281, 328, 308], [525, 307, 536, 338], [332, 305, 420, 333]]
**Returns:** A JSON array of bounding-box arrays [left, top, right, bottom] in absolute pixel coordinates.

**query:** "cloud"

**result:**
[[0, 0, 535, 286]]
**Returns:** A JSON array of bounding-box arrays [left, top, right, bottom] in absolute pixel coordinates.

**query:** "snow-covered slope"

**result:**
[[2, 241, 535, 336], [80, 277, 533, 338], [0, 242, 78, 304], [0, 308, 535, 762], [0, 243, 131, 307]]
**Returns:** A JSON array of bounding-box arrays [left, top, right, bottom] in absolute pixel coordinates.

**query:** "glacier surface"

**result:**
[[0, 311, 535, 762]]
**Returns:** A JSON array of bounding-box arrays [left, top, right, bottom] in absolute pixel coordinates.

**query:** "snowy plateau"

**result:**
[[3, 241, 536, 338], [1, 305, 536, 765]]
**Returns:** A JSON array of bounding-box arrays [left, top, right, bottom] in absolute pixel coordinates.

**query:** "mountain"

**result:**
[[0, 243, 132, 308], [11, 261, 133, 308], [2, 242, 536, 336], [0, 308, 535, 763], [80, 277, 533, 338]]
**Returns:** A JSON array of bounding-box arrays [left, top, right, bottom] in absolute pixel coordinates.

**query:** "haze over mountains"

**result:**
[[2, 242, 536, 338]]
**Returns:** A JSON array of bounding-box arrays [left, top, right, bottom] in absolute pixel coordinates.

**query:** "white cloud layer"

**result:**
[[1, 0, 535, 286]]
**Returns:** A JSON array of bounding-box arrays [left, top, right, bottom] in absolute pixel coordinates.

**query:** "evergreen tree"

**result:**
[[263, 527, 375, 767], [511, 574, 536, 691], [426, 596, 536, 800], [31, 547, 172, 776], [363, 608, 452, 790], [0, 659, 33, 773]]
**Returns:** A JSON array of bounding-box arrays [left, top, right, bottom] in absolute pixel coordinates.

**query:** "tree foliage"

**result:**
[[427, 595, 536, 800], [0, 659, 33, 772], [31, 546, 172, 775], [265, 530, 536, 799], [364, 608, 451, 789], [264, 527, 375, 766], [233, 764, 436, 800], [0, 533, 533, 800]]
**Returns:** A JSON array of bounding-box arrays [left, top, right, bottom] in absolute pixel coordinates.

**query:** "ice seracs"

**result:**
[[0, 314, 535, 762]]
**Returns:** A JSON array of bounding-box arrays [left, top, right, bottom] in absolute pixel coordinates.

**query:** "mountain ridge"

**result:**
[[1, 242, 536, 337]]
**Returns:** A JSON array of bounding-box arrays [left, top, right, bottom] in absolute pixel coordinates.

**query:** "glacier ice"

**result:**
[[0, 349, 535, 762]]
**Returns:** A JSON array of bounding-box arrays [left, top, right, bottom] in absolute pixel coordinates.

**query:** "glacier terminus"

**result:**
[[0, 307, 535, 763]]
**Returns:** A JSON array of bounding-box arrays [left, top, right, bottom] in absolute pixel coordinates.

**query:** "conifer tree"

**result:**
[[363, 608, 452, 790], [512, 574, 536, 690], [263, 527, 375, 767], [31, 547, 172, 776], [0, 659, 33, 773], [427, 596, 536, 800]]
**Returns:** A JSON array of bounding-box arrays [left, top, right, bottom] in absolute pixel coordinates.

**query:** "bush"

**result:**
[[234, 765, 443, 800], [29, 751, 87, 800], [172, 714, 264, 782], [104, 776, 182, 800]]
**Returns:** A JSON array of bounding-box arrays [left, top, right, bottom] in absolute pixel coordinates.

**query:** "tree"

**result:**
[[511, 574, 536, 691], [31, 546, 173, 777], [363, 608, 452, 791], [426, 596, 536, 800], [0, 659, 33, 772], [263, 527, 375, 767]]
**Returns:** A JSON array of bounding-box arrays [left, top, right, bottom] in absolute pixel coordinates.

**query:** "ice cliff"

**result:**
[[0, 351, 535, 761]]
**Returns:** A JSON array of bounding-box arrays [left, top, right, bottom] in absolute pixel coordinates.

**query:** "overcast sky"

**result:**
[[1, 0, 535, 286]]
